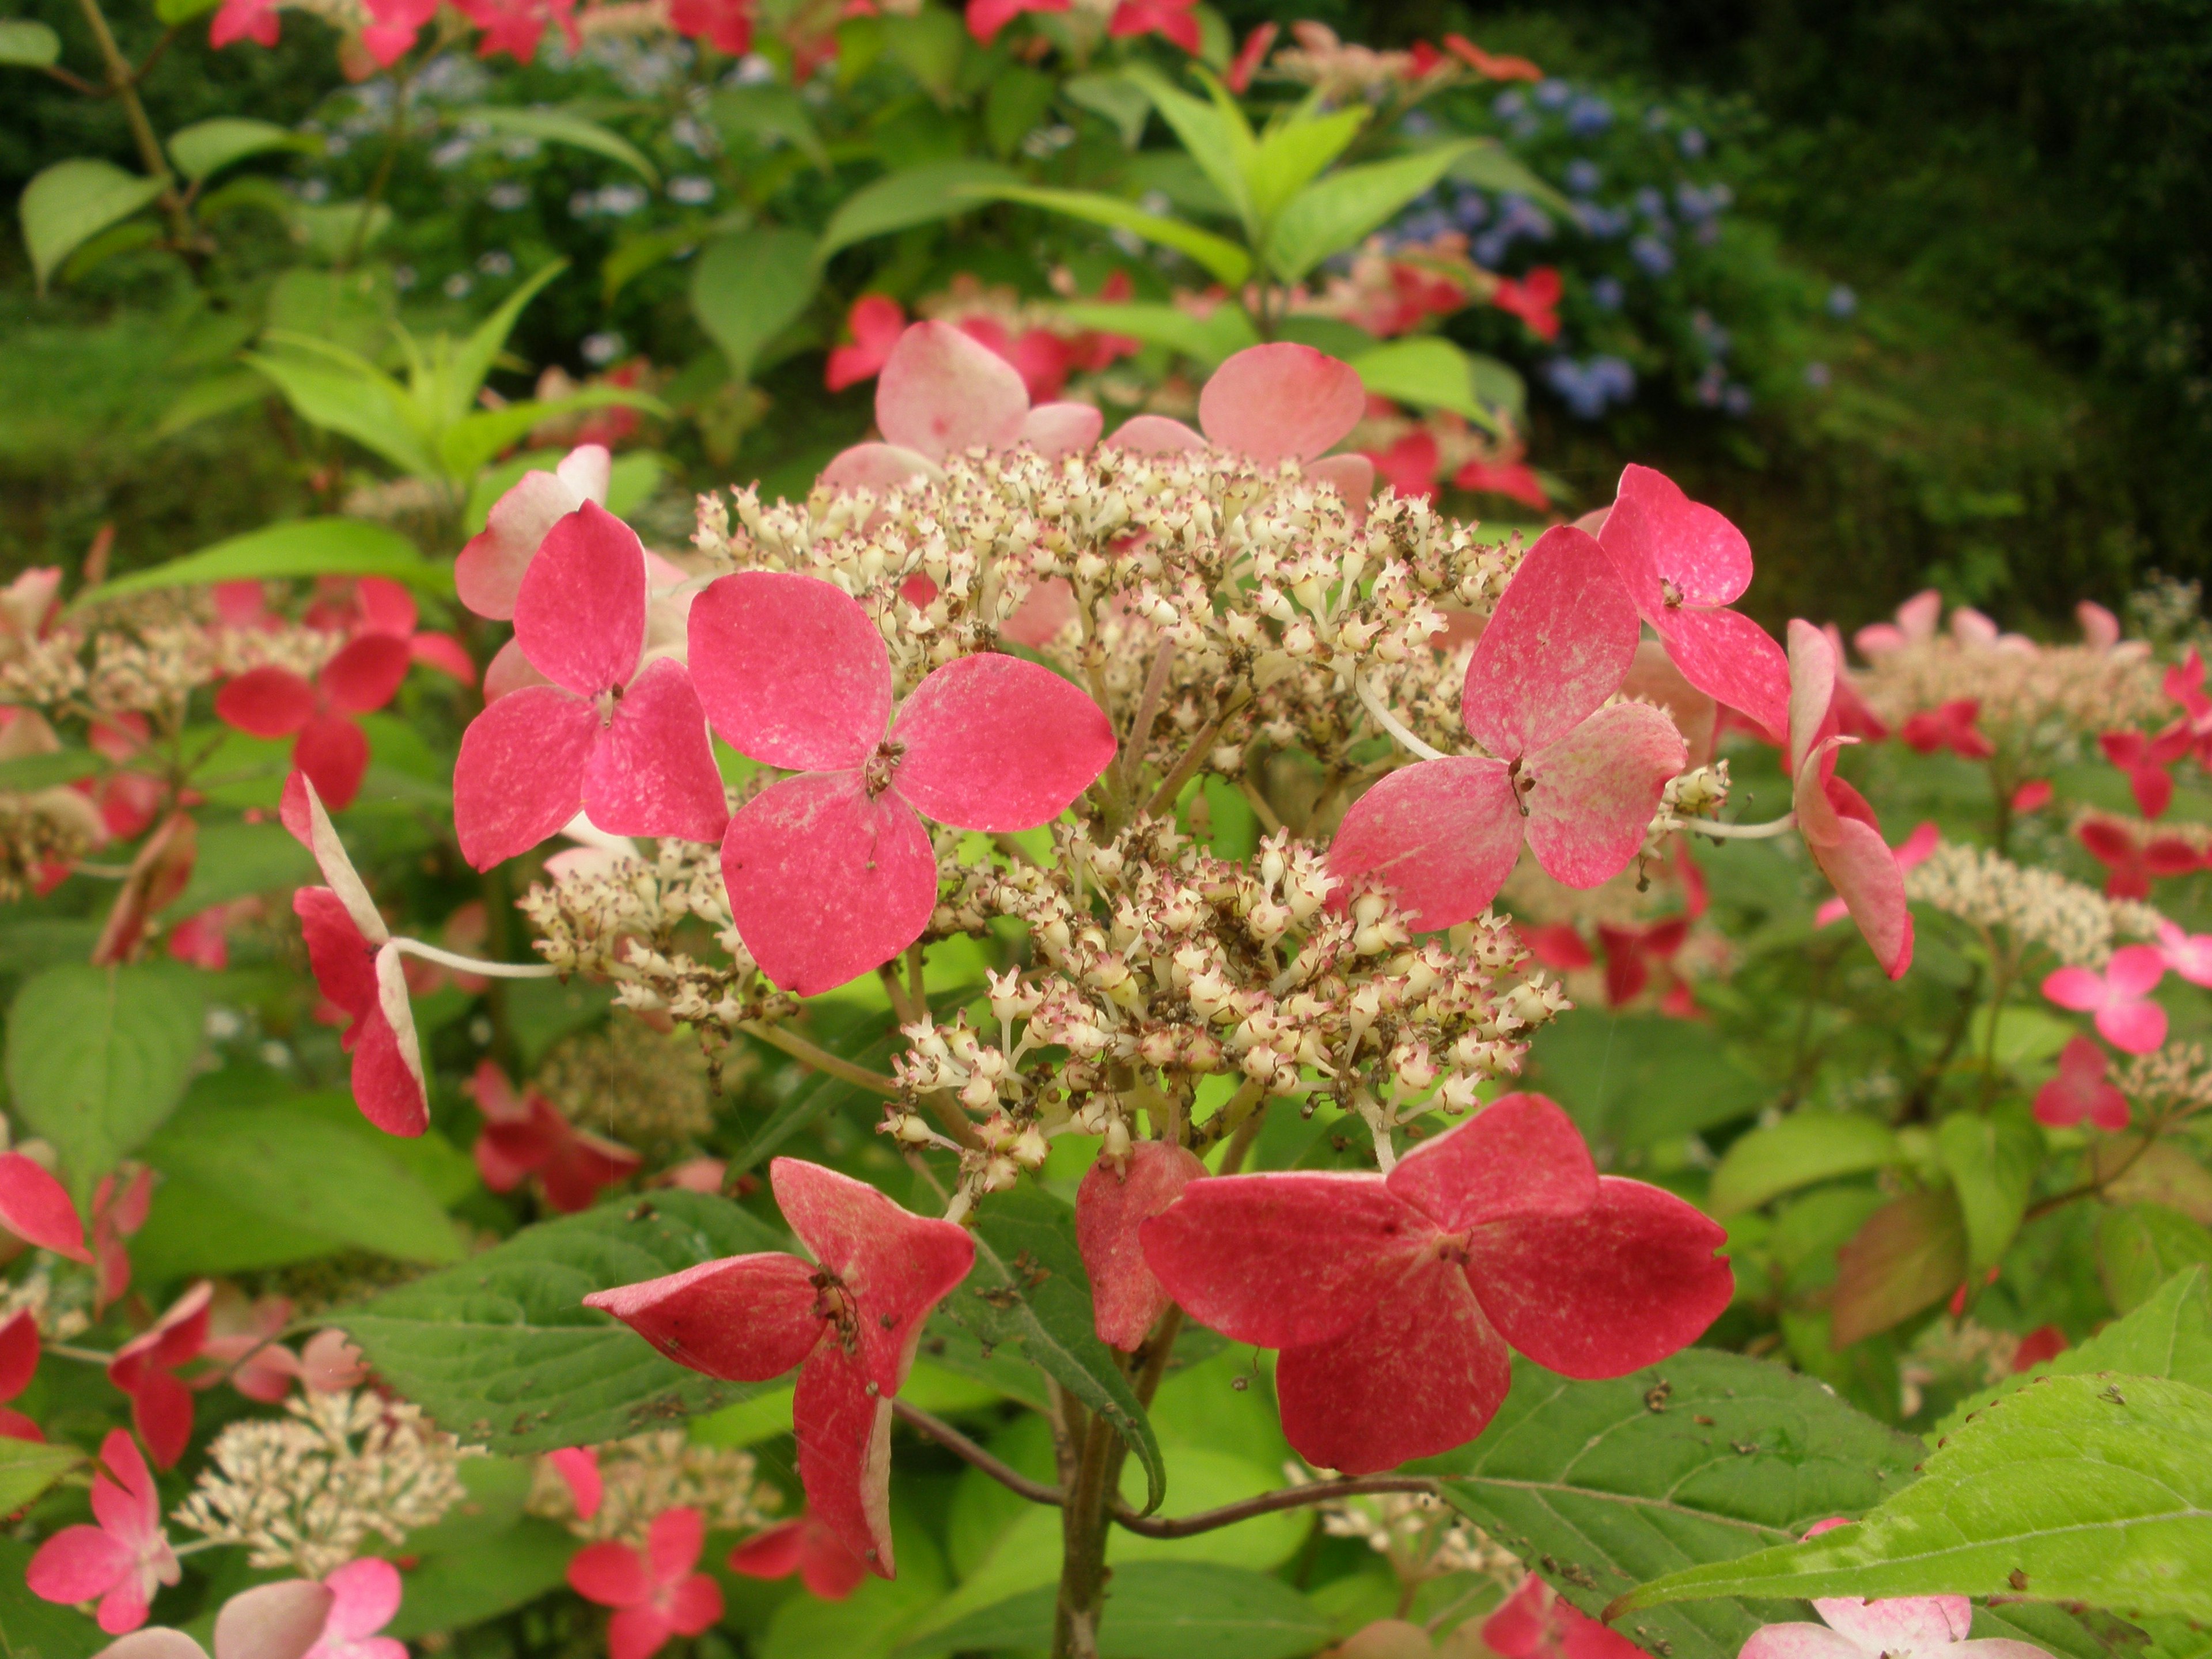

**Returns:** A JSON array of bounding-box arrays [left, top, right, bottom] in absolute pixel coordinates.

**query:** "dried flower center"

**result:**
[[1660, 577, 1685, 609], [861, 741, 904, 798], [810, 1267, 860, 1353], [593, 680, 624, 728]]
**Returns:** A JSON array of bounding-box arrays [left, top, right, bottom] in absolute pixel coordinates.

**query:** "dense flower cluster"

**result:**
[[1904, 840, 2164, 968], [527, 1431, 776, 1546]]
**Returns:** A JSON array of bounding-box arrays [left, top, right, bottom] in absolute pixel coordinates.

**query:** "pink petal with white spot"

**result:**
[[892, 654, 1116, 831], [1523, 702, 1685, 888], [1739, 1625, 1868, 1659], [582, 657, 729, 844], [1020, 402, 1101, 457], [1275, 1259, 1510, 1474], [688, 572, 890, 772], [1198, 343, 1365, 465], [1600, 463, 1753, 607], [1815, 1596, 1969, 1654], [1077, 1142, 1206, 1350], [452, 686, 599, 870], [215, 667, 316, 738], [719, 774, 937, 995], [876, 321, 1028, 459], [818, 442, 940, 495], [794, 1344, 895, 1576], [456, 457, 601, 621], [1306, 453, 1374, 510], [1655, 604, 1791, 746], [1107, 414, 1207, 454], [1385, 1093, 1597, 1232], [1462, 526, 1639, 757], [1327, 757, 1520, 931], [582, 1254, 824, 1381], [319, 634, 412, 715], [513, 503, 646, 698]]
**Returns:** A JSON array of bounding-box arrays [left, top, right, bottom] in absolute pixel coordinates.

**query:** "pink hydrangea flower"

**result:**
[[1075, 1141, 1207, 1351], [90, 1165, 153, 1314], [2155, 919, 2212, 987], [1224, 21, 1278, 91], [215, 634, 411, 811], [1596, 916, 1691, 1013], [1786, 623, 1913, 979], [108, 1282, 212, 1469], [1597, 464, 1790, 744], [456, 444, 611, 621], [666, 0, 754, 54], [546, 1446, 602, 1517], [2077, 816, 2202, 899], [0, 1151, 92, 1265], [2044, 945, 2168, 1054], [208, 0, 278, 47], [1453, 454, 1549, 510], [1362, 431, 1441, 502], [584, 1159, 975, 1575], [27, 1430, 180, 1633], [1330, 525, 1685, 930], [685, 570, 1115, 994], [1138, 1093, 1732, 1473], [824, 296, 907, 392], [0, 1309, 42, 1441], [359, 0, 436, 64], [1739, 1519, 2049, 1659], [1491, 267, 1563, 340], [1109, 342, 1376, 509], [302, 1558, 406, 1659], [453, 502, 728, 870], [1107, 0, 1198, 51], [1853, 589, 1941, 659], [1898, 698, 1994, 761], [727, 1514, 868, 1601], [199, 1292, 363, 1403], [1483, 1574, 1645, 1659], [454, 0, 578, 59], [283, 772, 428, 1137], [567, 1509, 722, 1659], [2034, 1035, 2128, 1131], [2099, 726, 2190, 819], [964, 0, 1069, 43], [1815, 821, 1937, 929], [468, 1060, 641, 1213]]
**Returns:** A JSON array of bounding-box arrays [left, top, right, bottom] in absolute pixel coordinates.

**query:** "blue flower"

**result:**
[[1633, 186, 1665, 220], [1678, 127, 1707, 158], [1721, 384, 1753, 416], [1827, 283, 1858, 319], [1493, 90, 1527, 119], [1590, 274, 1624, 311], [1535, 78, 1573, 109], [1566, 95, 1613, 135], [1453, 190, 1491, 228], [1564, 159, 1603, 195], [1630, 235, 1675, 276]]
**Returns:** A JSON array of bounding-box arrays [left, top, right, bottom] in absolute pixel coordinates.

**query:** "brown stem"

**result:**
[[893, 1399, 1063, 1506], [1053, 1410, 1119, 1659], [67, 0, 195, 254], [1116, 638, 1176, 801], [1112, 1476, 1440, 1540], [738, 1020, 900, 1097], [2025, 1131, 2158, 1223], [1143, 690, 1252, 821], [40, 62, 103, 95], [342, 62, 410, 270]]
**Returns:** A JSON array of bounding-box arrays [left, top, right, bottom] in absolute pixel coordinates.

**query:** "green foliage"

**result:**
[[449, 106, 658, 185], [167, 119, 315, 183], [691, 227, 820, 382], [0, 1438, 83, 1516], [2103, 1205, 2212, 1316], [899, 1562, 1331, 1658], [78, 517, 445, 604], [816, 159, 1022, 263], [1710, 1113, 1901, 1217], [18, 159, 166, 292], [0, 1540, 102, 1659], [1936, 1105, 2042, 1272], [0, 21, 62, 67]]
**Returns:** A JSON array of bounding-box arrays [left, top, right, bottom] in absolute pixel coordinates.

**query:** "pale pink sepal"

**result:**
[[818, 442, 940, 495], [1020, 402, 1101, 457], [211, 1579, 334, 1659], [456, 443, 611, 621], [1106, 414, 1207, 454], [512, 502, 646, 699], [1076, 1142, 1205, 1350], [0, 1152, 91, 1262], [876, 321, 1028, 459], [1327, 757, 1520, 931], [892, 653, 1118, 832], [1461, 525, 1639, 757], [1198, 343, 1365, 465]]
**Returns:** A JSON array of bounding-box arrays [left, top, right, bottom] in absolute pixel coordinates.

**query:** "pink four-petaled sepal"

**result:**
[[456, 443, 611, 622], [2034, 1036, 2129, 1132], [0, 1309, 43, 1441], [469, 1060, 641, 1213], [566, 1508, 724, 1659], [1329, 525, 1684, 930], [727, 1514, 869, 1602], [581, 1159, 975, 1575], [301, 1557, 408, 1659], [1597, 464, 1790, 745], [2043, 945, 2168, 1055], [1109, 343, 1374, 509], [25, 1429, 180, 1633], [1138, 1093, 1732, 1474], [107, 1282, 213, 1469], [453, 502, 728, 870], [1075, 1141, 1207, 1351], [685, 570, 1115, 994]]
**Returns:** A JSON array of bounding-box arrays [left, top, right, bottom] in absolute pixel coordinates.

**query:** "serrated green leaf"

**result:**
[[1614, 1372, 2212, 1620], [452, 107, 656, 185], [0, 21, 61, 67], [968, 184, 1252, 286], [0, 1438, 82, 1514], [692, 226, 818, 382], [816, 160, 1021, 262], [20, 159, 166, 293], [1264, 142, 1475, 284], [938, 1184, 1165, 1513], [1528, 1010, 1767, 1150], [1937, 1105, 2042, 1271], [1417, 1350, 1923, 1659], [168, 119, 313, 183], [897, 1562, 1331, 1659], [341, 1191, 787, 1452], [2104, 1203, 2212, 1314], [6, 963, 204, 1189], [1709, 1112, 1902, 1217], [78, 518, 444, 607], [1048, 301, 1258, 368], [1245, 106, 1368, 226]]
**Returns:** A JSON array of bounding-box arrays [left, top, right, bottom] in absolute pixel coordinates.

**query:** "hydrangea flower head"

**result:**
[[215, 634, 411, 810], [566, 1508, 722, 1659], [107, 1281, 212, 1468], [2033, 1035, 2128, 1131]]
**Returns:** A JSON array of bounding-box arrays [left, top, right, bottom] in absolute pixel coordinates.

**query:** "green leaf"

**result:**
[[162, 820, 318, 918], [0, 1438, 82, 1515], [937, 1184, 1166, 1514], [241, 346, 435, 479], [1709, 1112, 1902, 1217], [0, 21, 61, 66], [1048, 301, 1259, 368], [140, 1101, 466, 1265], [1612, 1372, 2212, 1620], [1830, 1187, 1968, 1346], [0, 752, 98, 791], [1937, 1105, 2043, 1271], [2094, 1137, 2212, 1225], [1121, 66, 1255, 237], [1349, 336, 1509, 431], [153, 0, 221, 20], [384, 1518, 575, 1639], [283, 199, 391, 263], [692, 226, 819, 382], [1245, 106, 1368, 226], [168, 119, 314, 183], [709, 84, 828, 169], [19, 159, 166, 293], [341, 1191, 787, 1452], [78, 518, 445, 607], [1527, 1010, 1766, 1150], [816, 160, 1021, 263], [897, 1562, 1331, 1659], [436, 388, 662, 484], [1447, 139, 1576, 215], [0, 1540, 103, 1659], [985, 66, 1056, 159], [154, 369, 271, 439], [452, 107, 657, 185], [1264, 141, 1475, 284], [441, 258, 570, 429], [1062, 73, 1152, 148], [1422, 1351, 1923, 1659], [6, 963, 204, 1188], [964, 184, 1252, 287], [2103, 1203, 2212, 1315]]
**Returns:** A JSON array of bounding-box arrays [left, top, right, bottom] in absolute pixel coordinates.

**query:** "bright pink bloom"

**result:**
[[2077, 816, 2202, 899], [2156, 919, 2212, 987], [957, 317, 1079, 404], [1108, 342, 1376, 507], [584, 1159, 975, 1574], [1224, 21, 1277, 92], [1898, 698, 1994, 761], [284, 772, 428, 1137], [2034, 1035, 2128, 1132], [1815, 820, 1937, 929], [1852, 589, 1941, 659], [1452, 456, 1548, 510], [209, 0, 278, 47], [302, 1558, 406, 1659], [457, 444, 611, 621], [198, 1294, 365, 1404], [964, 0, 1069, 44], [1140, 1094, 1729, 1472], [1076, 1142, 1206, 1350], [2012, 1324, 2069, 1370], [1597, 465, 1790, 744], [216, 634, 411, 811], [359, 0, 437, 65], [108, 1282, 212, 1469], [306, 576, 474, 685], [1330, 525, 1685, 930], [469, 1060, 641, 1213], [2012, 778, 2052, 813], [1482, 1574, 1644, 1659], [1491, 267, 1562, 341], [1786, 623, 1913, 979], [26, 1430, 179, 1633], [728, 1514, 868, 1601], [547, 1446, 603, 1518], [567, 1509, 722, 1659], [825, 296, 907, 392], [1107, 0, 1197, 50], [1740, 1520, 2046, 1659], [1596, 916, 1690, 1011], [454, 0, 578, 59], [0, 1310, 41, 1440], [90, 1166, 153, 1313], [667, 0, 753, 52], [453, 503, 727, 869], [687, 570, 1114, 993], [1364, 432, 1441, 502], [1523, 923, 1593, 972], [2099, 726, 2190, 819], [0, 1152, 92, 1264], [1443, 34, 1542, 81], [2045, 945, 2167, 1054]]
